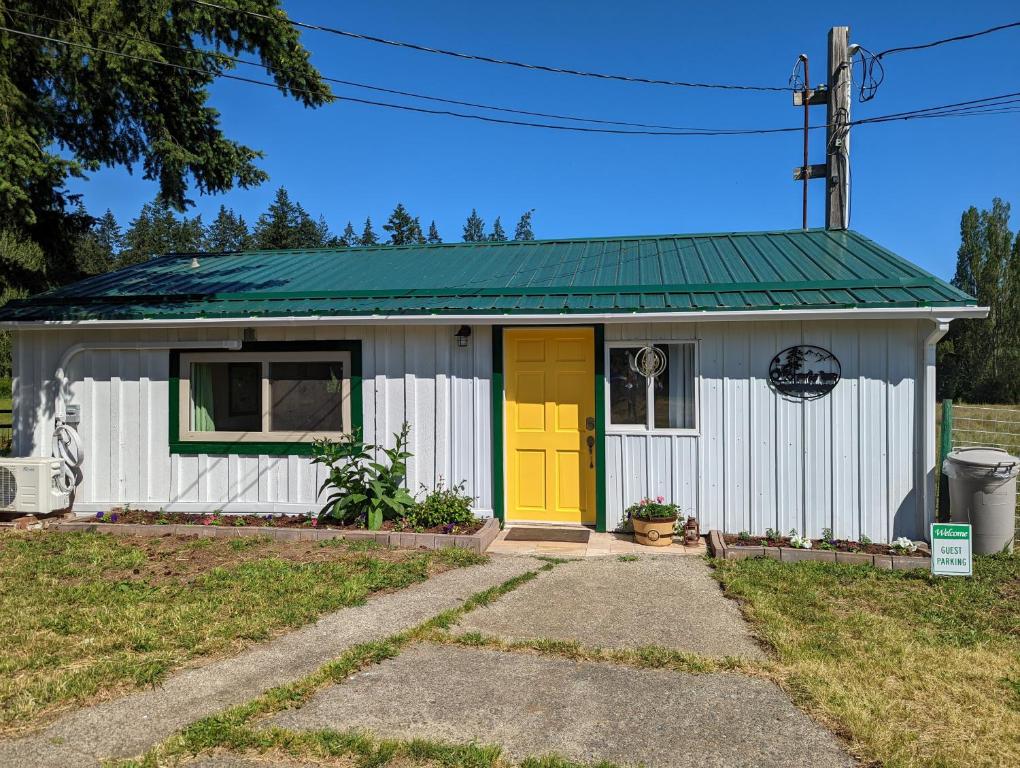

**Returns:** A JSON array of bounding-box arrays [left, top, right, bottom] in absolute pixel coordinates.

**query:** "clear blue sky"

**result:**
[[69, 0, 1018, 281]]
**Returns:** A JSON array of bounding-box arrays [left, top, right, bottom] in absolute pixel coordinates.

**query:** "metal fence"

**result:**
[[938, 400, 1020, 544]]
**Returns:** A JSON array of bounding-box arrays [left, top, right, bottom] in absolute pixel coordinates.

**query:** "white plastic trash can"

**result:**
[[942, 447, 1018, 555]]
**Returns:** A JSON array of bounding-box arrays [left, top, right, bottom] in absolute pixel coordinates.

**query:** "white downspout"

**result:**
[[921, 319, 951, 537]]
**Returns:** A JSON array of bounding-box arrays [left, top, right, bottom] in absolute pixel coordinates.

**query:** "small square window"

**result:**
[[607, 342, 697, 431]]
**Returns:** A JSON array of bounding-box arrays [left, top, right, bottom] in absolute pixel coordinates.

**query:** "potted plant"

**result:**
[[626, 496, 680, 547]]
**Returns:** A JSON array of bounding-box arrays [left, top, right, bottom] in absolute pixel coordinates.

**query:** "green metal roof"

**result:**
[[0, 228, 975, 322]]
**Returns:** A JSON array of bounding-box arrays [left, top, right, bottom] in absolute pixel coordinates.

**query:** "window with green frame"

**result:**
[[169, 341, 362, 455]]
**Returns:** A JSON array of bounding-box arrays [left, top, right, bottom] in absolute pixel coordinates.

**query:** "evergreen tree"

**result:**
[[72, 206, 120, 275], [253, 188, 327, 249], [514, 209, 535, 240], [204, 205, 251, 251], [462, 209, 485, 242], [427, 220, 442, 244], [121, 199, 204, 264], [411, 217, 426, 245], [359, 217, 379, 246], [938, 198, 1017, 402], [489, 216, 507, 242], [340, 221, 358, 247], [383, 203, 418, 245], [0, 0, 328, 300]]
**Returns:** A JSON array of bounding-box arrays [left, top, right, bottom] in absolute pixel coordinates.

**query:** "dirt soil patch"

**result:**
[[97, 534, 448, 587], [98, 508, 484, 536], [722, 533, 927, 556]]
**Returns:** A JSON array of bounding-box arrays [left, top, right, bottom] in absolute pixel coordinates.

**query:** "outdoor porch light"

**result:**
[[454, 325, 472, 347]]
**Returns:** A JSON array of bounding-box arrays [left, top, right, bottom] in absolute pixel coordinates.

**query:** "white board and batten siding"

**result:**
[[12, 325, 493, 517], [603, 319, 928, 541], [13, 318, 930, 540]]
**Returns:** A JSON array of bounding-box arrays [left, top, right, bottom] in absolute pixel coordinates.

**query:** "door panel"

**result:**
[[505, 328, 596, 524]]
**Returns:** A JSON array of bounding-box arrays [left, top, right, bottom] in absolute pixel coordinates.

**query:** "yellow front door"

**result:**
[[505, 328, 596, 524]]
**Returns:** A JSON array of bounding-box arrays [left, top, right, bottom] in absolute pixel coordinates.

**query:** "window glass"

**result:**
[[608, 347, 646, 426], [191, 362, 261, 432], [653, 344, 696, 429], [269, 361, 344, 432]]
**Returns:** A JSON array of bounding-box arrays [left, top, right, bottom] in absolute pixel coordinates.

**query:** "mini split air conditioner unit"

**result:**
[[0, 458, 70, 515]]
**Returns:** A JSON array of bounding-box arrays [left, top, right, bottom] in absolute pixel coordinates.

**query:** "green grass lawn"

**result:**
[[0, 531, 484, 736], [713, 554, 1020, 768]]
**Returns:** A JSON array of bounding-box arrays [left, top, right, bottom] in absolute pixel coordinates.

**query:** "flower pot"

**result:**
[[632, 516, 677, 547]]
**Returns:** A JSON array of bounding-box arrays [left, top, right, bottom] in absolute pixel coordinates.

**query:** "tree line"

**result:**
[[63, 188, 538, 274], [937, 197, 1020, 404]]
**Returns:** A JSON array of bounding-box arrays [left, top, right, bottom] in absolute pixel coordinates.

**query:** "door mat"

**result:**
[[504, 527, 591, 543]]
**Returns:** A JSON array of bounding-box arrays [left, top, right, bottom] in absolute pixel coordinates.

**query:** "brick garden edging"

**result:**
[[707, 530, 931, 570], [53, 516, 502, 555]]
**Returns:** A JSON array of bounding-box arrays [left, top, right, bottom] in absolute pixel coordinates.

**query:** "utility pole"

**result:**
[[791, 26, 852, 230], [825, 26, 851, 230]]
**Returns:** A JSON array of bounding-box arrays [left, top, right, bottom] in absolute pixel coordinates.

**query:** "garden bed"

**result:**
[[709, 530, 931, 569], [55, 512, 500, 554]]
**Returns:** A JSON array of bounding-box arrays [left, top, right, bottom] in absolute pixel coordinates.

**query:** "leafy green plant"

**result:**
[[788, 529, 812, 549], [737, 530, 752, 542], [311, 423, 416, 530], [765, 527, 780, 542], [626, 496, 679, 522], [860, 534, 873, 546], [405, 478, 476, 531]]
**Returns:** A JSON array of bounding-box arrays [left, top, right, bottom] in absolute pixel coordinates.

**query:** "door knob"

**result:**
[[586, 435, 595, 468]]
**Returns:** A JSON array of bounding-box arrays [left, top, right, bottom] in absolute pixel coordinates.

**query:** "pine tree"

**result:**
[[489, 216, 507, 242], [72, 206, 120, 275], [463, 209, 485, 242], [253, 188, 328, 249], [340, 221, 358, 247], [514, 210, 535, 240], [939, 198, 1016, 402], [204, 205, 251, 251], [121, 199, 204, 265], [410, 217, 426, 245], [383, 203, 418, 245], [359, 217, 379, 246], [427, 220, 442, 244]]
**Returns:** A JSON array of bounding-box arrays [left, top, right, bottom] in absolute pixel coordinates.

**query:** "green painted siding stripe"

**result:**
[[490, 327, 505, 525]]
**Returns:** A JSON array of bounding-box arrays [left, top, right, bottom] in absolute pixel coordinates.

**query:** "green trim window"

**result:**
[[170, 341, 362, 456]]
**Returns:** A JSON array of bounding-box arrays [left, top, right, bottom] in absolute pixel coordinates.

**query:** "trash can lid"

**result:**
[[945, 446, 1020, 468]]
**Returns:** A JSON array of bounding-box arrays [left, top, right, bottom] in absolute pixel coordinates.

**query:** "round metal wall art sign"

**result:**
[[768, 345, 841, 400]]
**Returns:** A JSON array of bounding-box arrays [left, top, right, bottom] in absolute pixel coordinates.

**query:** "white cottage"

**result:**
[[0, 229, 985, 542]]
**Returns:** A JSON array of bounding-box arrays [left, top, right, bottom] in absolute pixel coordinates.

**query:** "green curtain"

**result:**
[[192, 363, 216, 432]]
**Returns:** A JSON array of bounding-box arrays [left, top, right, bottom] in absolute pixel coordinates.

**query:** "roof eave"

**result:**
[[0, 305, 989, 330]]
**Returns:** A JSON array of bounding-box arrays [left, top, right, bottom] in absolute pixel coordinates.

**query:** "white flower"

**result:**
[[789, 534, 812, 549], [892, 536, 917, 553]]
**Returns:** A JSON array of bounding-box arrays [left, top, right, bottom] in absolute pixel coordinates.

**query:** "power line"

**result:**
[[0, 24, 809, 137], [4, 25, 1016, 140], [876, 19, 1020, 58], [0, 8, 770, 133], [857, 21, 1020, 102], [187, 0, 792, 93]]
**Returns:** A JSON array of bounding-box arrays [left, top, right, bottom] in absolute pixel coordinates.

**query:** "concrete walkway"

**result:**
[[0, 555, 542, 768], [269, 644, 854, 768], [486, 525, 708, 557], [456, 556, 764, 657]]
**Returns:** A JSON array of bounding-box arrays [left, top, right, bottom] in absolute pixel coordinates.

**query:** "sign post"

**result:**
[[930, 523, 973, 577]]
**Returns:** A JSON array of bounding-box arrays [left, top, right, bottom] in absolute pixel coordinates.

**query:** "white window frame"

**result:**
[[604, 340, 700, 436], [178, 350, 352, 443]]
